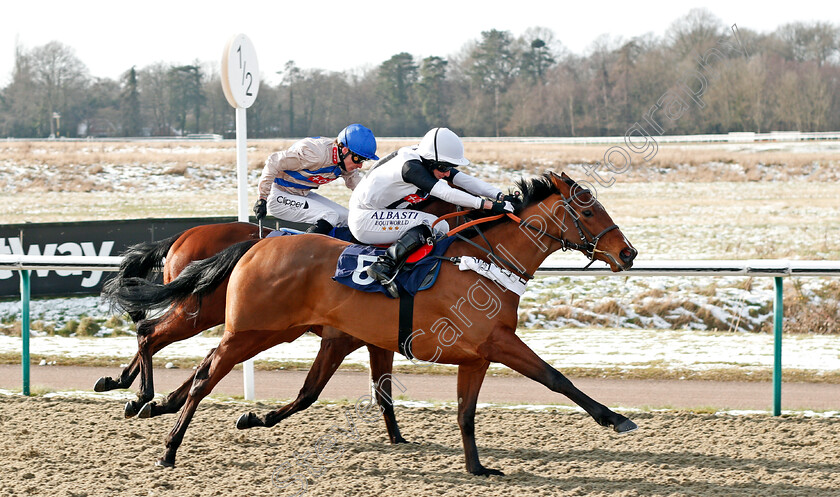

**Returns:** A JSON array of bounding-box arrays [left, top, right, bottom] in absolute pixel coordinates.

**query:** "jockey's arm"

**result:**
[[257, 151, 288, 200], [257, 140, 320, 199], [449, 169, 503, 200], [402, 160, 484, 209]]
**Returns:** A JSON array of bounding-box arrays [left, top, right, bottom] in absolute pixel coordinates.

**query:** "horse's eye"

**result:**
[[582, 209, 593, 217]]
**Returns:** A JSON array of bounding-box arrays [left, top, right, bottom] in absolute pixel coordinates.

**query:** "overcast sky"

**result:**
[[2, 0, 836, 87]]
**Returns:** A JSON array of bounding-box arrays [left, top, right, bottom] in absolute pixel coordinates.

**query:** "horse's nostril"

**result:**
[[620, 247, 637, 263]]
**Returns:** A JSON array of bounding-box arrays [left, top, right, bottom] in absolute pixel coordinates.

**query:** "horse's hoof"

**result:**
[[138, 402, 154, 419], [470, 466, 505, 477], [236, 412, 253, 430], [124, 401, 139, 419], [94, 377, 112, 392], [614, 418, 638, 434], [155, 458, 174, 468], [391, 436, 410, 444]]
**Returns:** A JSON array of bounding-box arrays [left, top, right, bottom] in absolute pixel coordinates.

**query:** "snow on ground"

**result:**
[[1, 273, 838, 375], [1, 320, 838, 375]]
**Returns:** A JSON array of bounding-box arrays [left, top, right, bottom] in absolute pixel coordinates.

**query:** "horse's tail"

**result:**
[[121, 232, 182, 281], [102, 231, 183, 322], [102, 239, 259, 319]]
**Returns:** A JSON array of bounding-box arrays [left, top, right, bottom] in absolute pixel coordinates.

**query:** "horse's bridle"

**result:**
[[524, 188, 620, 269], [434, 188, 621, 278]]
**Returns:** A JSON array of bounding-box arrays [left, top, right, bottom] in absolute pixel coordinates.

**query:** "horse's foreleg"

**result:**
[[236, 334, 365, 430], [480, 326, 637, 433], [456, 360, 499, 476], [367, 345, 407, 444]]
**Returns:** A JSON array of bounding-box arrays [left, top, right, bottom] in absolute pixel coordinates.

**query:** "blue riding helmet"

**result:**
[[337, 124, 379, 161]]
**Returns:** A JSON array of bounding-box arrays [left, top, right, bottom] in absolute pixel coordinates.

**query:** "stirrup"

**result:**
[[366, 261, 400, 298], [382, 281, 399, 299]]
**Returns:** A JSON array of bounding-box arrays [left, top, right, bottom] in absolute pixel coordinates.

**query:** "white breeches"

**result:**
[[266, 188, 348, 227], [348, 208, 449, 245]]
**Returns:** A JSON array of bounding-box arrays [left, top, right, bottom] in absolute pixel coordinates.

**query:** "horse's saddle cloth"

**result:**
[[333, 237, 457, 298], [267, 226, 355, 242]]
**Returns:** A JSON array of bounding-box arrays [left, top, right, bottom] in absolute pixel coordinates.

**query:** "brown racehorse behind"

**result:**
[[99, 196, 466, 443], [112, 171, 638, 475]]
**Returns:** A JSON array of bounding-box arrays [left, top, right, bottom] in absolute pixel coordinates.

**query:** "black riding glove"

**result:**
[[488, 200, 514, 214], [253, 199, 267, 221], [497, 192, 522, 207]]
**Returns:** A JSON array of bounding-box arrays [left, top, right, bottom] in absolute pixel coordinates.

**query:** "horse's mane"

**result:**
[[514, 173, 561, 213], [457, 173, 561, 239]]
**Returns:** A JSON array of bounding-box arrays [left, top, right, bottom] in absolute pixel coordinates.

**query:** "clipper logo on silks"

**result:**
[[277, 196, 309, 209]]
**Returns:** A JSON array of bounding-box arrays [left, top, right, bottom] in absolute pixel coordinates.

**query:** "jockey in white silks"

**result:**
[[253, 124, 379, 234], [348, 127, 517, 297]]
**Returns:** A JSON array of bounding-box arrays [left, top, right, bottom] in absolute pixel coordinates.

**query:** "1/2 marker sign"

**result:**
[[221, 34, 260, 108]]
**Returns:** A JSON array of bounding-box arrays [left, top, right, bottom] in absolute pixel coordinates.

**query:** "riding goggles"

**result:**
[[349, 152, 367, 164], [432, 161, 452, 172]]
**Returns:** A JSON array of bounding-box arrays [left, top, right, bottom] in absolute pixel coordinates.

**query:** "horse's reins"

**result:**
[[432, 188, 621, 277]]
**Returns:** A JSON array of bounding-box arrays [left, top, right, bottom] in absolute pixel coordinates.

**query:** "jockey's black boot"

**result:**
[[305, 219, 334, 235], [367, 224, 434, 298]]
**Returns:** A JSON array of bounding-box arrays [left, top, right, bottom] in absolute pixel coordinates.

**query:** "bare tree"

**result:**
[[30, 41, 89, 137], [666, 8, 727, 58], [777, 21, 840, 66], [138, 63, 172, 136], [0, 43, 39, 136]]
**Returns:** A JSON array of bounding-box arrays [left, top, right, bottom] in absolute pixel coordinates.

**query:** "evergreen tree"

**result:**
[[377, 52, 418, 135], [416, 56, 448, 129], [120, 67, 142, 136]]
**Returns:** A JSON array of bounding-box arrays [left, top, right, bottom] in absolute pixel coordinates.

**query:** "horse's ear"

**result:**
[[550, 171, 575, 191], [560, 171, 577, 185]]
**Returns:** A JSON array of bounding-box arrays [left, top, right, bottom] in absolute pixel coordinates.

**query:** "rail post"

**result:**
[[772, 276, 783, 416], [20, 270, 31, 396]]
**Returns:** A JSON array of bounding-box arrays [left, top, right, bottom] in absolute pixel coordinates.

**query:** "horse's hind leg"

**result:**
[[157, 328, 304, 467], [482, 325, 637, 433], [236, 332, 366, 430], [367, 345, 408, 444], [94, 352, 141, 392]]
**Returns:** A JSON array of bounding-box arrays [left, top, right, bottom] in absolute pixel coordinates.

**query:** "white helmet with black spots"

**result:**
[[416, 127, 470, 167]]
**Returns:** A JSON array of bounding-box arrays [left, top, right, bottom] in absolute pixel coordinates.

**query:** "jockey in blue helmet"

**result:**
[[254, 124, 379, 234]]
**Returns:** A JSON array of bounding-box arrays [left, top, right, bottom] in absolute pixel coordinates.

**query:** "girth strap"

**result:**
[[397, 287, 415, 360]]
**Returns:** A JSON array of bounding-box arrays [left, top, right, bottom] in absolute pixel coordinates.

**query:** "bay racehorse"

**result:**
[[99, 197, 466, 442], [120, 171, 638, 474]]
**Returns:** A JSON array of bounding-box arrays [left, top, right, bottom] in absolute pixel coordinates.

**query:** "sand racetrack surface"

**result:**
[[2, 396, 839, 496]]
